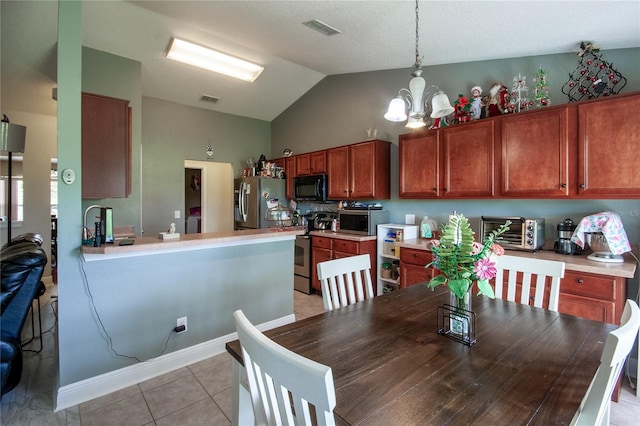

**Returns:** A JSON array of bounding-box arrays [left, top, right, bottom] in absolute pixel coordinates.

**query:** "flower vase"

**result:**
[[445, 290, 476, 346]]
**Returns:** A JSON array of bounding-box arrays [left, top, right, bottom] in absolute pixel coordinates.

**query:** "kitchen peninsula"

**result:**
[[60, 227, 305, 409]]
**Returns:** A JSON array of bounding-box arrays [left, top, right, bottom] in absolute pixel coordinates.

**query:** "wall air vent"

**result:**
[[302, 19, 342, 36], [200, 94, 220, 103]]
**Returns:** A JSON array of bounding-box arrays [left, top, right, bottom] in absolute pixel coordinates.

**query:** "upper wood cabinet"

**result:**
[[285, 156, 296, 199], [327, 140, 390, 200], [295, 151, 326, 175], [500, 106, 571, 197], [398, 131, 439, 198], [577, 93, 640, 197], [82, 92, 131, 199], [399, 120, 495, 198]]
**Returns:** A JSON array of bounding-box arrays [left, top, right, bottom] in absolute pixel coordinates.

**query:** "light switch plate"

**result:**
[[405, 214, 415, 224], [174, 210, 180, 219]]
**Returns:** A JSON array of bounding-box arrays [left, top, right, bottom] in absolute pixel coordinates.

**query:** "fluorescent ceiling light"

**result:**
[[166, 38, 264, 82]]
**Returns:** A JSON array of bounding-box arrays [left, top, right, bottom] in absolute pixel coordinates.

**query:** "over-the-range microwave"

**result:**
[[294, 174, 327, 202]]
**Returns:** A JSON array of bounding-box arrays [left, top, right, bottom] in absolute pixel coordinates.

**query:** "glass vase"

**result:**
[[449, 290, 476, 345]]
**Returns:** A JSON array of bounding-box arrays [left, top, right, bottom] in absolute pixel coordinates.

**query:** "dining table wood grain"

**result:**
[[226, 284, 616, 425]]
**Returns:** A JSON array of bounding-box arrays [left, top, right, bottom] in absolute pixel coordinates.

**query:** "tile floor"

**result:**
[[1, 285, 638, 425]]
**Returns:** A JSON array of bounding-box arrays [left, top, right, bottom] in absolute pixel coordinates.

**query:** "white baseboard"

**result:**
[[54, 313, 295, 411]]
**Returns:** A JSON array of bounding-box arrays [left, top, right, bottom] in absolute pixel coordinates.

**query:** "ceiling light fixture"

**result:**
[[303, 19, 342, 36], [166, 38, 264, 82], [384, 0, 454, 128]]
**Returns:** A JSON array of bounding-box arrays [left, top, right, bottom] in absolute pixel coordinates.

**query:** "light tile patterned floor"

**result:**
[[1, 285, 638, 425]]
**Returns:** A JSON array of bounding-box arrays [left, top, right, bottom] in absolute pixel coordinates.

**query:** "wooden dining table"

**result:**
[[226, 284, 616, 425]]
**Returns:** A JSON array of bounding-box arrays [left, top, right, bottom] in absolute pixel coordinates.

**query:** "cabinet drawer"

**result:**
[[312, 236, 332, 249], [332, 239, 359, 254], [561, 271, 616, 301], [400, 248, 432, 266], [558, 293, 615, 324]]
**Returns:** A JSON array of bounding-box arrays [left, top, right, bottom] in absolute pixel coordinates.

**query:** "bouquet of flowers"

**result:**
[[426, 214, 510, 300]]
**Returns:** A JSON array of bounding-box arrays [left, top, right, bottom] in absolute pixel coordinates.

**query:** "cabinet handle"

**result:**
[[561, 183, 567, 188], [577, 279, 584, 284], [432, 187, 437, 192], [443, 187, 448, 192], [579, 184, 586, 189]]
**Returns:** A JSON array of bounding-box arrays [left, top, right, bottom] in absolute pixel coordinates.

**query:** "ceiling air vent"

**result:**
[[303, 19, 342, 36], [200, 94, 220, 103]]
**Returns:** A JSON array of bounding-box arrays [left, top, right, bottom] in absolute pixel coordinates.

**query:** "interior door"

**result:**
[[184, 160, 234, 233]]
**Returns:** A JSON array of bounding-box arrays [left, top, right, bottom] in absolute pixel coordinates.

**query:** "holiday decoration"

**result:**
[[487, 83, 510, 116], [453, 94, 472, 123], [509, 73, 529, 113], [531, 67, 551, 108], [562, 41, 627, 102]]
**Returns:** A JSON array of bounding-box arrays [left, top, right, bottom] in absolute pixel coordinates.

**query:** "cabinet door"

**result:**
[[309, 151, 327, 174], [442, 121, 495, 197], [399, 131, 440, 198], [578, 94, 640, 196], [296, 154, 311, 176], [311, 247, 332, 291], [327, 146, 350, 199], [350, 141, 390, 199], [558, 293, 615, 324], [285, 156, 295, 200], [501, 107, 570, 197], [82, 92, 131, 199]]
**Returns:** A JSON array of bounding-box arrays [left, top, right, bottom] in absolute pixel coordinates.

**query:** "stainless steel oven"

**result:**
[[294, 235, 312, 294]]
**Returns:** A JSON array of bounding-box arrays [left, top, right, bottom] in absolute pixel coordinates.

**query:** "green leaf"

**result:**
[[477, 279, 496, 299], [426, 275, 447, 290], [448, 278, 470, 299]]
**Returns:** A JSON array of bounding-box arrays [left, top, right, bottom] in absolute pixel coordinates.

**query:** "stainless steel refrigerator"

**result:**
[[234, 177, 287, 229]]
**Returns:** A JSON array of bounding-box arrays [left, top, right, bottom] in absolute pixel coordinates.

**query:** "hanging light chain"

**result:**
[[414, 0, 422, 69]]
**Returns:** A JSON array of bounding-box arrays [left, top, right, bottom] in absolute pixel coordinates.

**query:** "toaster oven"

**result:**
[[480, 216, 544, 252]]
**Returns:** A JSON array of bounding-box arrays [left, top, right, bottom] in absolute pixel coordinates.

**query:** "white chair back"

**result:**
[[571, 300, 640, 426], [493, 254, 565, 311], [233, 310, 336, 426], [316, 254, 374, 311]]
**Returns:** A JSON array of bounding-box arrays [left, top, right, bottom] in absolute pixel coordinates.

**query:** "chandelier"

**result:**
[[384, 0, 454, 128]]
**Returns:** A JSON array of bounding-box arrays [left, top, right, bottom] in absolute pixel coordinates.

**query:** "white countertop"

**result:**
[[81, 227, 306, 261], [395, 238, 637, 279]]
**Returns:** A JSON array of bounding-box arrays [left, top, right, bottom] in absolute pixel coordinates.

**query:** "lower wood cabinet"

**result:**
[[399, 248, 438, 288], [558, 270, 624, 325], [311, 235, 376, 294]]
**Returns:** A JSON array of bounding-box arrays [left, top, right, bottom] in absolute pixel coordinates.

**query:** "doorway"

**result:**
[[183, 160, 234, 233]]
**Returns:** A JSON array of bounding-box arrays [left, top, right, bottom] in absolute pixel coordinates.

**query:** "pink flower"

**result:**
[[471, 241, 483, 254], [490, 243, 505, 256], [474, 257, 497, 280]]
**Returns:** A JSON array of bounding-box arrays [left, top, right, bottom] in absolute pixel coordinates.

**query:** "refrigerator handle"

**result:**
[[239, 181, 248, 222]]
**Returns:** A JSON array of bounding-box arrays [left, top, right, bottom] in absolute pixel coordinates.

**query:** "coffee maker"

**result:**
[[554, 218, 581, 255]]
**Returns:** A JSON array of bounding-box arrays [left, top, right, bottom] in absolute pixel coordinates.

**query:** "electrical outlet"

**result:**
[[174, 210, 181, 219], [176, 316, 187, 333]]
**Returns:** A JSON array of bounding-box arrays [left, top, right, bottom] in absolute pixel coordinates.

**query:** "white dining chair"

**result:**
[[316, 254, 374, 311], [570, 299, 640, 426], [233, 310, 336, 426], [493, 254, 566, 311]]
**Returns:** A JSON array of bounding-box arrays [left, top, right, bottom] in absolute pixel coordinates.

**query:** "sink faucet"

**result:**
[[82, 204, 103, 240]]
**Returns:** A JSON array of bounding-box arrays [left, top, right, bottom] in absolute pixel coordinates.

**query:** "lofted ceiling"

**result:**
[[2, 1, 639, 122]]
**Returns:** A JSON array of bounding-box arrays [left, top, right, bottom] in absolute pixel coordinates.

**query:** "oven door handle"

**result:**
[[481, 216, 525, 223]]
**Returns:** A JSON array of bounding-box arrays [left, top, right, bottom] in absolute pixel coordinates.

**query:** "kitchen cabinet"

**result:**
[[327, 140, 390, 200], [82, 92, 131, 199], [285, 156, 295, 199], [399, 248, 439, 289], [296, 151, 326, 176], [558, 270, 625, 325], [311, 234, 376, 294], [577, 92, 640, 197], [399, 120, 495, 198], [500, 106, 571, 197], [376, 224, 418, 294]]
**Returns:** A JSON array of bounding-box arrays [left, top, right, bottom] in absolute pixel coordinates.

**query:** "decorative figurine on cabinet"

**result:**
[[488, 83, 510, 116], [470, 86, 483, 120]]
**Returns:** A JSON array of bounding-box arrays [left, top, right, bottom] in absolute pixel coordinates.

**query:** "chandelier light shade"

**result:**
[[384, 0, 453, 128], [166, 38, 264, 82]]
